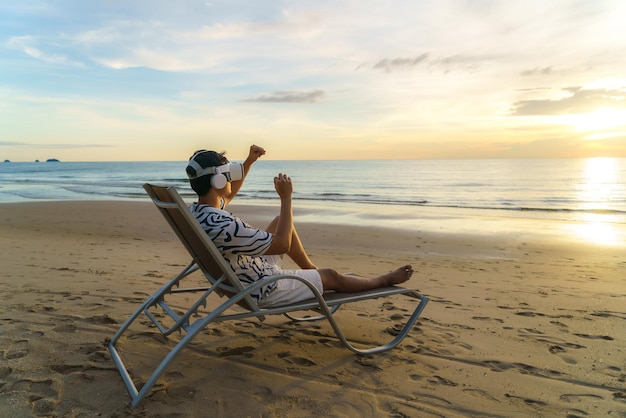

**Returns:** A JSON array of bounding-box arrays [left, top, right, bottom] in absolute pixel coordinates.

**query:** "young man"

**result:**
[[186, 145, 414, 308]]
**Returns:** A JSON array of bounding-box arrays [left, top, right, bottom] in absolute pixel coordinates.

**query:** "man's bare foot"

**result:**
[[382, 265, 414, 286]]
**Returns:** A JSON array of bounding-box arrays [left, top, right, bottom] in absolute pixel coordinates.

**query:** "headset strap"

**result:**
[[187, 160, 222, 179]]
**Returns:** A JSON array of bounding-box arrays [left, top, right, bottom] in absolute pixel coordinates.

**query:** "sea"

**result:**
[[1, 158, 625, 246]]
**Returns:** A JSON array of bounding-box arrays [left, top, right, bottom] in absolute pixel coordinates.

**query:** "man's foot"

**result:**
[[382, 265, 414, 286]]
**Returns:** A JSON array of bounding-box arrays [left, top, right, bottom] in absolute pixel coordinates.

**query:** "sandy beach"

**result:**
[[0, 200, 624, 417]]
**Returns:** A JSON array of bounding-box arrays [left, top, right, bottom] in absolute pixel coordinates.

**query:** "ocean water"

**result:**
[[1, 158, 625, 245]]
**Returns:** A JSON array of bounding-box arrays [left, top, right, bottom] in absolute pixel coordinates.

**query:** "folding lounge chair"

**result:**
[[108, 183, 429, 407]]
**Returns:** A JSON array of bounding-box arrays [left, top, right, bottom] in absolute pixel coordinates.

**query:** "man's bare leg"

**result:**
[[318, 265, 413, 292], [266, 216, 317, 269]]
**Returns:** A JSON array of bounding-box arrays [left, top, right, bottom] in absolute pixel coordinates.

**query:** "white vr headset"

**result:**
[[187, 160, 244, 189]]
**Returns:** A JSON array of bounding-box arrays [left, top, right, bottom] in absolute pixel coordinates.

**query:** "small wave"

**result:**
[[256, 193, 625, 217], [515, 207, 626, 215], [157, 177, 188, 183], [318, 192, 372, 198]]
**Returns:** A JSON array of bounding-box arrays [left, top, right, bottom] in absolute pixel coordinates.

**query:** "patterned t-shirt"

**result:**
[[189, 203, 279, 301]]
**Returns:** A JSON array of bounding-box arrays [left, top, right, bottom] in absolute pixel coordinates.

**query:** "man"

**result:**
[[186, 145, 413, 308]]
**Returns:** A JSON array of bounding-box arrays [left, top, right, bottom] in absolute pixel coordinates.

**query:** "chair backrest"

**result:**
[[143, 183, 261, 312]]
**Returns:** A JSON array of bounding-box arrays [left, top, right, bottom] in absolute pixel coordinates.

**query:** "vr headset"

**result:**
[[186, 160, 244, 189]]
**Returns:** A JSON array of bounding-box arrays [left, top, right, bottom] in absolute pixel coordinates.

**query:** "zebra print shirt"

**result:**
[[189, 203, 279, 301]]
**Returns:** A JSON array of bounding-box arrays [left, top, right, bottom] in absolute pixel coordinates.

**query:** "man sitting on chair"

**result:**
[[186, 145, 414, 308]]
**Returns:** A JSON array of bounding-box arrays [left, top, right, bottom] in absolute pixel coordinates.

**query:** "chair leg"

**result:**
[[321, 295, 429, 355], [108, 261, 199, 403]]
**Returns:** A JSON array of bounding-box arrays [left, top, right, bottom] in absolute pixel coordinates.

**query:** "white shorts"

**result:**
[[258, 269, 323, 308]]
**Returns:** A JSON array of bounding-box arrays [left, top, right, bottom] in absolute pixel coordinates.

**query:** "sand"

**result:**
[[0, 201, 624, 417]]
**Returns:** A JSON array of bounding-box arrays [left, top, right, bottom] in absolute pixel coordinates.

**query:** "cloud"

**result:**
[[520, 67, 556, 76], [7, 36, 73, 65], [367, 53, 487, 74], [243, 90, 325, 103], [371, 54, 429, 72], [510, 87, 626, 116], [6, 35, 89, 70]]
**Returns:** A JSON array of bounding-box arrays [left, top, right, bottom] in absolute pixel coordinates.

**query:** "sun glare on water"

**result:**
[[568, 158, 625, 246]]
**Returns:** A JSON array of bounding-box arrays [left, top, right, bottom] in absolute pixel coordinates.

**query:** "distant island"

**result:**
[[2, 159, 61, 163]]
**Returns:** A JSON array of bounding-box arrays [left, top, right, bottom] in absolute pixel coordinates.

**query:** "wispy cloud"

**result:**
[[243, 90, 325, 104], [365, 53, 489, 74], [6, 36, 78, 66], [511, 87, 626, 116], [520, 67, 557, 76], [371, 54, 429, 72]]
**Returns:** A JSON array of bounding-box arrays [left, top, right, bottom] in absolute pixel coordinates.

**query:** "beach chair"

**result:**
[[108, 183, 429, 407]]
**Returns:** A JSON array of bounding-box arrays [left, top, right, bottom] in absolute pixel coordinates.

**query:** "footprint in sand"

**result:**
[[217, 345, 255, 358], [127, 331, 168, 344], [559, 393, 604, 403], [386, 324, 404, 336], [482, 360, 563, 378], [574, 333, 614, 341], [518, 328, 544, 335], [6, 339, 29, 359], [3, 379, 56, 397], [277, 351, 317, 366], [50, 364, 85, 375], [548, 345, 578, 365], [603, 365, 624, 380], [0, 366, 12, 379], [427, 375, 458, 387], [504, 393, 548, 407], [1, 379, 58, 415], [549, 345, 566, 354], [463, 388, 499, 402], [88, 350, 109, 363], [590, 311, 626, 320], [472, 316, 504, 323], [29, 305, 55, 313], [515, 311, 546, 317], [355, 356, 383, 370], [317, 337, 341, 348], [549, 320, 569, 330], [53, 322, 77, 333], [85, 314, 118, 325]]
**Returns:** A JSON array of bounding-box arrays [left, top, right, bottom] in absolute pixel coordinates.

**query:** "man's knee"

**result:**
[[318, 268, 341, 289]]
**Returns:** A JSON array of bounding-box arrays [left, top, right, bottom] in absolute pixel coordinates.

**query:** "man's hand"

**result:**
[[246, 144, 266, 164], [224, 144, 266, 207], [274, 173, 293, 200], [266, 173, 294, 255]]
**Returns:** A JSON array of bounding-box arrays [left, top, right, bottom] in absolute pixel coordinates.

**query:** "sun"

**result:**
[[565, 108, 626, 132]]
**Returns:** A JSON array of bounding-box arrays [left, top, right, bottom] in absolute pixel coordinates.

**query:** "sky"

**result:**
[[1, 0, 626, 161]]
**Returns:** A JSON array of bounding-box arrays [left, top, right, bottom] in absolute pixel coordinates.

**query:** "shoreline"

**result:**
[[4, 199, 625, 251], [1, 201, 624, 416]]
